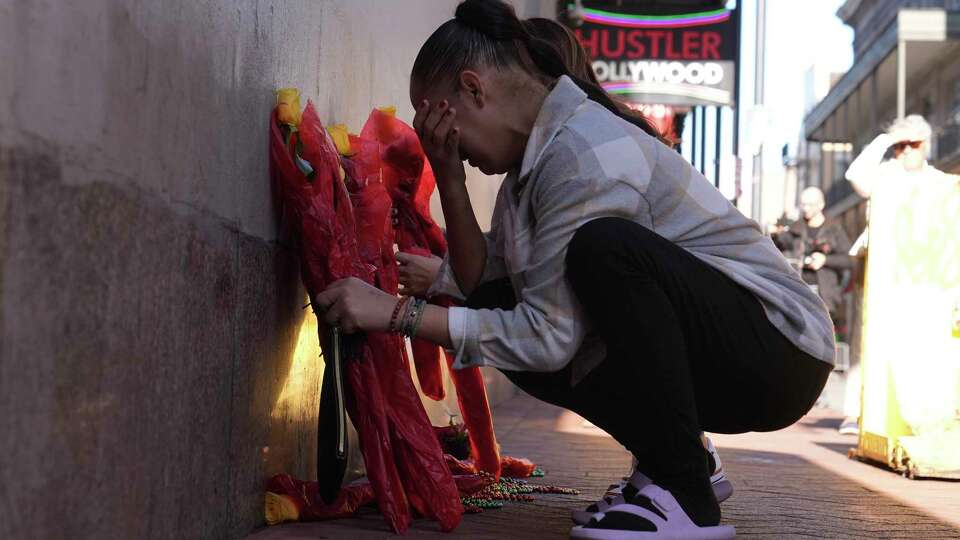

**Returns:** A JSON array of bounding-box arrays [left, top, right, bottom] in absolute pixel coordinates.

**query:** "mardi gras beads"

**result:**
[[460, 496, 503, 510], [458, 468, 581, 513], [529, 484, 580, 495]]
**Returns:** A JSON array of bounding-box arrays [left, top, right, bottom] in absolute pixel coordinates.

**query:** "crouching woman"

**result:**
[[313, 1, 834, 538]]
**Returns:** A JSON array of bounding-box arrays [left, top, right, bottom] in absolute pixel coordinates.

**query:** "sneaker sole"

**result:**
[[571, 523, 736, 539]]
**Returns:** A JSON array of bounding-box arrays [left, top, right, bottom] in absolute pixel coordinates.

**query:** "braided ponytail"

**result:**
[[413, 0, 667, 144]]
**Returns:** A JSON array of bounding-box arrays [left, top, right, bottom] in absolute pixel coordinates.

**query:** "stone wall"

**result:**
[[0, 1, 552, 538]]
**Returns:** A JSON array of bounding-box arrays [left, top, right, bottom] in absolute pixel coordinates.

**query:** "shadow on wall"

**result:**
[[0, 143, 318, 539]]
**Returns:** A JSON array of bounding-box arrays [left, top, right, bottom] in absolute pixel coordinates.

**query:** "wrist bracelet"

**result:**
[[410, 300, 428, 338], [403, 299, 422, 337], [400, 297, 417, 336], [401, 298, 424, 337], [389, 297, 410, 334], [389, 297, 404, 333]]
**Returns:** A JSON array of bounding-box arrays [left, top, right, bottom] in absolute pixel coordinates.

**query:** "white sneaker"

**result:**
[[705, 437, 733, 504]]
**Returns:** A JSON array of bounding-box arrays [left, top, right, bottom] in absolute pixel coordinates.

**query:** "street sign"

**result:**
[[574, 3, 739, 107]]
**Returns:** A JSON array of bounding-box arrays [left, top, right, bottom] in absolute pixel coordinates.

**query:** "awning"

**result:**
[[803, 9, 960, 145]]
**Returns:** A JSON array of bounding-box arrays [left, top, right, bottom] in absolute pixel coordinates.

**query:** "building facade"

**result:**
[[801, 0, 960, 238], [796, 0, 960, 405]]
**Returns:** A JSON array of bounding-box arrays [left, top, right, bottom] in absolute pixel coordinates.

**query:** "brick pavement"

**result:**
[[247, 393, 960, 539]]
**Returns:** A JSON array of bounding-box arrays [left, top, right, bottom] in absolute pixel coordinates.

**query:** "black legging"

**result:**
[[466, 217, 830, 525]]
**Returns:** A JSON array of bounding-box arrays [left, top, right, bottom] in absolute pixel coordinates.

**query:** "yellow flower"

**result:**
[[264, 492, 300, 525], [326, 124, 354, 156], [275, 88, 302, 126]]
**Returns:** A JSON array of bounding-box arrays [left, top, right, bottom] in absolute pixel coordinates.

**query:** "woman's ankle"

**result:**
[[672, 488, 721, 527], [651, 477, 721, 527]]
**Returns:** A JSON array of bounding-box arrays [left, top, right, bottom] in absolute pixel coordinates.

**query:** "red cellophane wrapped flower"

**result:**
[[271, 102, 413, 533], [361, 109, 502, 481], [341, 133, 462, 531]]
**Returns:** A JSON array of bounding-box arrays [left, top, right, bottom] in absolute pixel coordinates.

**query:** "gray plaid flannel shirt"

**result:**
[[429, 76, 835, 383]]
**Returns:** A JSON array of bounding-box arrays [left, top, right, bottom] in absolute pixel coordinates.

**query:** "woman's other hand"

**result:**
[[397, 252, 443, 297], [313, 278, 398, 334], [412, 99, 465, 187]]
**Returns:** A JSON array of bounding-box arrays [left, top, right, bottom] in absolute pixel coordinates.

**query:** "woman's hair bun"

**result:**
[[454, 0, 518, 40], [453, 0, 481, 30]]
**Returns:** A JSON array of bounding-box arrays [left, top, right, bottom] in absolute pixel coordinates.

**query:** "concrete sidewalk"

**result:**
[[247, 393, 960, 539]]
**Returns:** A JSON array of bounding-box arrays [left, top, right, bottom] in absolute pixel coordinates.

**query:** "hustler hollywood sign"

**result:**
[[574, 6, 738, 107]]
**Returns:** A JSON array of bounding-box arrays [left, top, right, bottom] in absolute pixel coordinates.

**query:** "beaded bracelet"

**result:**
[[389, 297, 410, 334]]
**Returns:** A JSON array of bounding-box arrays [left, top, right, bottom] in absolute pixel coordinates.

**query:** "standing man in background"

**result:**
[[772, 187, 853, 319], [773, 187, 855, 433]]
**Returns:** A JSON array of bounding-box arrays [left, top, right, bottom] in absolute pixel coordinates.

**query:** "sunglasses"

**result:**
[[894, 140, 924, 151]]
